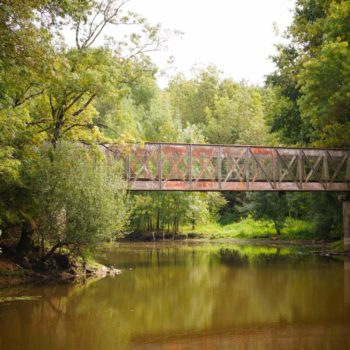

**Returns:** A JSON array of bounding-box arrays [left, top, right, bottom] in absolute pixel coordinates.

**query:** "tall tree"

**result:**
[[266, 0, 350, 147], [0, 0, 165, 254]]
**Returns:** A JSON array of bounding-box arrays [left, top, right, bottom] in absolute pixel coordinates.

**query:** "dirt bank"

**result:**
[[0, 254, 121, 289]]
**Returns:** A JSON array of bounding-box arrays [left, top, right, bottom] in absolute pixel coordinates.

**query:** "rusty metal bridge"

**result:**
[[108, 142, 350, 192]]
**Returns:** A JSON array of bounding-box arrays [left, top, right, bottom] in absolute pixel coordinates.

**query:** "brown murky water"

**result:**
[[0, 242, 350, 350]]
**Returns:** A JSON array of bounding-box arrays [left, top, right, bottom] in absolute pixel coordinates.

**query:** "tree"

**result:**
[[242, 192, 288, 235], [0, 0, 165, 254], [263, 0, 350, 239], [167, 66, 270, 145], [26, 142, 128, 257], [266, 0, 350, 147], [265, 44, 312, 145], [204, 84, 268, 145], [298, 40, 350, 147]]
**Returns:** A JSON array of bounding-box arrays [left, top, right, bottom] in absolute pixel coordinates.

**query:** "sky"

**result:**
[[124, 0, 296, 87]]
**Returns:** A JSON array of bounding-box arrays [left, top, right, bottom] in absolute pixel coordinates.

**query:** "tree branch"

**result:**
[[79, 0, 131, 49], [26, 119, 52, 126], [13, 89, 45, 107], [70, 93, 96, 118], [63, 123, 95, 134], [64, 90, 87, 112]]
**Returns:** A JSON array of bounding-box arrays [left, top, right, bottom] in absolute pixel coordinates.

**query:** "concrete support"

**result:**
[[344, 201, 350, 253]]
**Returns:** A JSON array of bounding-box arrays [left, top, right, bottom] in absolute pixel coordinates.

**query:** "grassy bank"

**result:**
[[181, 217, 319, 241]]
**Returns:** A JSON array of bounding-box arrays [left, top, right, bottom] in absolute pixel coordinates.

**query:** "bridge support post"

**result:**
[[344, 200, 350, 253]]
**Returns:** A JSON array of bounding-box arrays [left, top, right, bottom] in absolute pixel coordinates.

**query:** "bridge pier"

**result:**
[[344, 200, 350, 253]]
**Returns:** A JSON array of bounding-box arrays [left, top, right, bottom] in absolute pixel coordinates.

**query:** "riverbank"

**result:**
[[0, 250, 121, 289], [181, 217, 320, 240], [127, 217, 341, 242], [120, 234, 348, 259]]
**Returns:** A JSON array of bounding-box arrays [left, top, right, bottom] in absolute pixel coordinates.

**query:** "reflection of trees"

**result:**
[[215, 248, 344, 327], [0, 244, 347, 350]]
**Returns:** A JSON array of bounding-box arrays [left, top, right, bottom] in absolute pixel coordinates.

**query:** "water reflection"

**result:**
[[0, 242, 349, 350], [345, 257, 350, 313]]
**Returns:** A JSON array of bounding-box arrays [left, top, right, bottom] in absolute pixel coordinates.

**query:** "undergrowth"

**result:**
[[182, 217, 317, 240]]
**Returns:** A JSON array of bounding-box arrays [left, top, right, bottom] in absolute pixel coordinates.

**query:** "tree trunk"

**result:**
[[17, 220, 33, 255], [41, 242, 65, 262], [274, 221, 281, 235], [156, 210, 160, 233], [41, 233, 45, 257], [51, 108, 64, 148]]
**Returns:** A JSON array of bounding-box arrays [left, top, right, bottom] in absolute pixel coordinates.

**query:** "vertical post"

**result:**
[[188, 144, 192, 189], [298, 150, 303, 189], [217, 146, 222, 189], [158, 143, 162, 190], [272, 149, 277, 189], [246, 147, 250, 190], [344, 199, 350, 253], [276, 149, 281, 189], [322, 151, 329, 189]]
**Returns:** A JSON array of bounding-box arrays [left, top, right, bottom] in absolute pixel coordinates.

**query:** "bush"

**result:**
[[25, 142, 129, 256]]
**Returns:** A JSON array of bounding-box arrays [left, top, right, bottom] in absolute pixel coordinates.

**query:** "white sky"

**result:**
[[126, 0, 296, 87]]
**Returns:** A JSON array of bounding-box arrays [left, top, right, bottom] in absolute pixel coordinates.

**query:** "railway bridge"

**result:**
[[106, 142, 350, 250]]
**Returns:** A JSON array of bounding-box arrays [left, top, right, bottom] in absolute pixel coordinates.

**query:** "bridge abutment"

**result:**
[[344, 200, 350, 253]]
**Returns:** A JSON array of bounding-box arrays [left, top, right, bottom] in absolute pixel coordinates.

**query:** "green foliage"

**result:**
[[183, 216, 277, 239], [240, 193, 289, 235], [131, 192, 205, 235], [262, 0, 349, 239], [0, 0, 164, 255], [267, 0, 350, 147], [0, 0, 347, 250], [298, 40, 350, 147], [306, 193, 343, 240], [183, 216, 316, 241], [167, 66, 270, 145], [204, 87, 268, 145], [27, 143, 128, 253]]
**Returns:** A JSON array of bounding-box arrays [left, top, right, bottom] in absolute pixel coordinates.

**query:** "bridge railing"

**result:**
[[111, 143, 350, 191]]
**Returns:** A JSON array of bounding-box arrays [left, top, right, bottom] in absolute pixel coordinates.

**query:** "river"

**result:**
[[0, 241, 350, 350]]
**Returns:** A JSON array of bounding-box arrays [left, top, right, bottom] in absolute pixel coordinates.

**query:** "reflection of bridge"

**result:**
[[116, 143, 350, 192]]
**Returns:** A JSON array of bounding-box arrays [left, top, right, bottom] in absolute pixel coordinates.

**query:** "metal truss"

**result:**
[[109, 143, 350, 191]]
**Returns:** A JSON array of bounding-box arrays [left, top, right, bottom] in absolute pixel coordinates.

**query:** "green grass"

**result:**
[[281, 218, 318, 240], [182, 216, 316, 240]]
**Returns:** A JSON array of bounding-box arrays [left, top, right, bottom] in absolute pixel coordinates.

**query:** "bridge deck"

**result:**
[[110, 143, 350, 191]]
